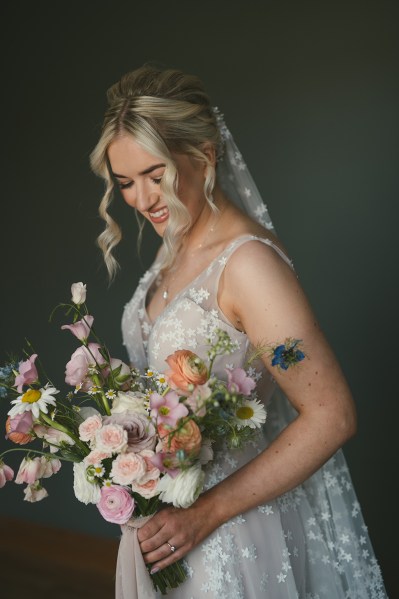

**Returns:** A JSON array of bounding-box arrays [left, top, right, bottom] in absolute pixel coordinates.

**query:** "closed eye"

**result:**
[[119, 181, 133, 190]]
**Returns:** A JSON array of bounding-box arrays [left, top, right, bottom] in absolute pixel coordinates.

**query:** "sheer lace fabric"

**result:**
[[121, 235, 387, 598]]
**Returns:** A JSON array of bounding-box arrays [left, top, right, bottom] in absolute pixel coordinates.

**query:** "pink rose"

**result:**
[[65, 343, 105, 389], [79, 414, 103, 443], [138, 450, 160, 482], [6, 412, 34, 445], [110, 453, 146, 485], [24, 481, 48, 502], [150, 391, 188, 427], [15, 354, 39, 393], [97, 485, 135, 524], [95, 423, 127, 453], [15, 457, 43, 484], [166, 350, 208, 392], [104, 413, 156, 453], [131, 449, 160, 498], [84, 449, 112, 466], [0, 462, 14, 488], [61, 315, 94, 342], [226, 367, 256, 396]]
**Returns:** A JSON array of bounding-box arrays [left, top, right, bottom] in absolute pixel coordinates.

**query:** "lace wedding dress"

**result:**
[[122, 234, 387, 599]]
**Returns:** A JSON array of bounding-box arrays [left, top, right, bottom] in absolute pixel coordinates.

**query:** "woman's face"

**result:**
[[107, 134, 209, 237]]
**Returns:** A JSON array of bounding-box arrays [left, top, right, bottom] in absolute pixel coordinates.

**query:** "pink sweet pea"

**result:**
[[149, 391, 188, 426], [24, 481, 48, 502], [33, 424, 75, 453], [71, 282, 87, 305], [40, 456, 61, 478], [226, 368, 256, 396], [0, 462, 14, 488], [65, 343, 105, 389], [15, 457, 44, 484], [97, 485, 135, 524], [14, 354, 39, 393], [109, 358, 132, 389], [61, 315, 94, 342]]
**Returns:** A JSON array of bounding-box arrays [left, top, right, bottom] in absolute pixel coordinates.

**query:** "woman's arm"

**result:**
[[138, 240, 357, 572]]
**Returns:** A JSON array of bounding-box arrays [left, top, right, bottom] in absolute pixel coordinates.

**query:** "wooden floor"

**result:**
[[0, 517, 119, 599]]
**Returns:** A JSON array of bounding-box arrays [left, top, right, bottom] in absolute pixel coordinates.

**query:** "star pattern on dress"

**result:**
[[120, 237, 387, 599]]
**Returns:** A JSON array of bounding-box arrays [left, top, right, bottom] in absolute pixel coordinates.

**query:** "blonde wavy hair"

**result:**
[[90, 64, 222, 280]]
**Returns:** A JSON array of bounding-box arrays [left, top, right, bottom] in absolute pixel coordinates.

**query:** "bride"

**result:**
[[90, 65, 387, 598]]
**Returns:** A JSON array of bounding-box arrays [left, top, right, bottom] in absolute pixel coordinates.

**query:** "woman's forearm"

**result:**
[[195, 407, 356, 532]]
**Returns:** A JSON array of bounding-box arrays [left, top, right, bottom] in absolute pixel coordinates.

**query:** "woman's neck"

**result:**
[[181, 185, 229, 254]]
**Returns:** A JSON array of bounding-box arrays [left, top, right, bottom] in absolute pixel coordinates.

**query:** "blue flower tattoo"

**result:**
[[270, 338, 306, 370]]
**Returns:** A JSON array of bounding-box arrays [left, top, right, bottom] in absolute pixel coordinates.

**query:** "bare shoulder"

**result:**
[[224, 235, 295, 285]]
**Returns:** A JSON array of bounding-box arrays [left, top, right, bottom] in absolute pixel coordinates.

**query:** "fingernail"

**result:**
[[150, 567, 160, 575]]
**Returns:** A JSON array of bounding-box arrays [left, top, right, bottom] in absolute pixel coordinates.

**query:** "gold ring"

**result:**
[[167, 542, 176, 553]]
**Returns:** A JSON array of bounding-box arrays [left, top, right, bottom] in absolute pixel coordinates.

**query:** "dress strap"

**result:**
[[220, 234, 294, 271], [200, 234, 294, 329]]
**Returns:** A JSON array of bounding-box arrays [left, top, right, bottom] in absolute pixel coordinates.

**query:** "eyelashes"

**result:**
[[118, 177, 162, 190]]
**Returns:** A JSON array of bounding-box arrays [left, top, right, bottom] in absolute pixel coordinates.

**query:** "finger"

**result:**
[[149, 543, 189, 574], [137, 518, 163, 543], [140, 526, 169, 555], [143, 541, 178, 565]]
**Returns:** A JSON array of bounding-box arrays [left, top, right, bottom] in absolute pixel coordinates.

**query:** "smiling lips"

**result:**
[[148, 206, 169, 224]]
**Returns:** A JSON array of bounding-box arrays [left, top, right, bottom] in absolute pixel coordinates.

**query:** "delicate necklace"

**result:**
[[160, 213, 220, 302]]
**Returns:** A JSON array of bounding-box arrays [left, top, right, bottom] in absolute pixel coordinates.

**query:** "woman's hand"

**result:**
[[137, 497, 217, 573]]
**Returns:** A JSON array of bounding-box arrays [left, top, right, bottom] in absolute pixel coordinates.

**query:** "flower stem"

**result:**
[[0, 447, 76, 462], [40, 413, 89, 455]]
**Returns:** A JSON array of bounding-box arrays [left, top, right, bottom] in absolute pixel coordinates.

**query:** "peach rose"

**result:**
[[158, 419, 202, 457], [131, 477, 160, 499], [79, 414, 103, 443], [165, 350, 208, 392], [110, 452, 146, 485], [84, 449, 112, 466]]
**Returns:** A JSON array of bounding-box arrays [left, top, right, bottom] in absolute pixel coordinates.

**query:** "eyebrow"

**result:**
[[112, 163, 166, 178]]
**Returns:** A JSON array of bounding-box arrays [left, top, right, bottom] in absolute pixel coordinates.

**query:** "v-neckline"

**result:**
[[143, 234, 258, 328]]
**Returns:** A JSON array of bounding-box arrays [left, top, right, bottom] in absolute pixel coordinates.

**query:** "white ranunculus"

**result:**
[[157, 464, 205, 508], [73, 461, 101, 504], [111, 391, 147, 415], [71, 282, 87, 305]]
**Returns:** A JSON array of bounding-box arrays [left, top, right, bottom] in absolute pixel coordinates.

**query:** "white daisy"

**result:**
[[235, 399, 267, 429], [105, 389, 117, 400], [156, 374, 168, 389], [8, 385, 59, 419], [88, 385, 101, 395], [93, 464, 105, 478]]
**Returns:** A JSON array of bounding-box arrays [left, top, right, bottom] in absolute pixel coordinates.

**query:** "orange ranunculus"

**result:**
[[166, 350, 208, 392], [157, 420, 202, 457]]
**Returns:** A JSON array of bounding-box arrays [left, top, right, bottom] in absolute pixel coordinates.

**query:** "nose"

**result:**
[[134, 183, 160, 214]]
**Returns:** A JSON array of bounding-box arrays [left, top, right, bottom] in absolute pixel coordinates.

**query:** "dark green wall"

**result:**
[[1, 1, 397, 595]]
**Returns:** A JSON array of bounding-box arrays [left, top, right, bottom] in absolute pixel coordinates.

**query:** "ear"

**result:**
[[201, 142, 217, 170]]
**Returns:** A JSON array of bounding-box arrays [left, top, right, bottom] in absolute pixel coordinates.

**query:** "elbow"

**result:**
[[337, 402, 357, 445]]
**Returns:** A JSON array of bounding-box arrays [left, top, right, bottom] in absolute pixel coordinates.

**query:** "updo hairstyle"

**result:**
[[90, 64, 221, 279]]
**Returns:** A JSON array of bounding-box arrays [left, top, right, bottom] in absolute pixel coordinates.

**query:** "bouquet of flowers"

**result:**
[[0, 282, 266, 595]]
